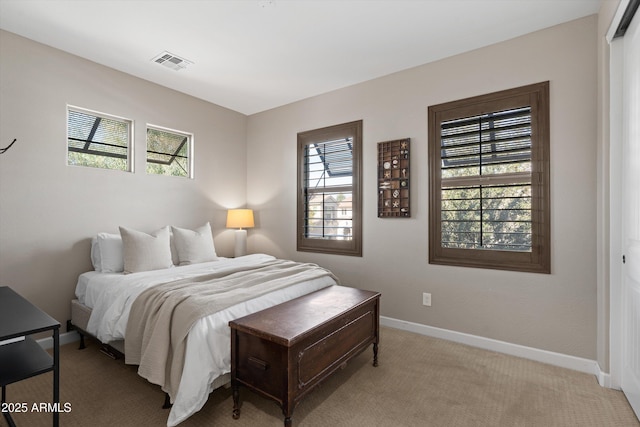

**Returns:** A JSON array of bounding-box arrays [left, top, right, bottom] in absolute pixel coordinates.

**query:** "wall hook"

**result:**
[[1, 138, 17, 154]]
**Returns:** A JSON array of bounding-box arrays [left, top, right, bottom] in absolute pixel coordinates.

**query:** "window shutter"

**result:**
[[312, 138, 353, 177], [440, 107, 532, 178], [303, 138, 353, 240], [439, 107, 533, 252]]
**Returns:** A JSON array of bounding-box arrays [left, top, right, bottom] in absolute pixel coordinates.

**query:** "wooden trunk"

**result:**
[[229, 285, 380, 426]]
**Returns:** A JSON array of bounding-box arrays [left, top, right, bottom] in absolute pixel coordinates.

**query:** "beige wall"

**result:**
[[0, 14, 606, 362], [0, 31, 247, 326], [246, 16, 599, 360]]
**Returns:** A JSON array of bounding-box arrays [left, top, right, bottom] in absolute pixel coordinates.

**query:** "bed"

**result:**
[[69, 225, 338, 426]]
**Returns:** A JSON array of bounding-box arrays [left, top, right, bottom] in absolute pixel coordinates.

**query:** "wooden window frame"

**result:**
[[297, 120, 363, 257], [428, 82, 550, 273]]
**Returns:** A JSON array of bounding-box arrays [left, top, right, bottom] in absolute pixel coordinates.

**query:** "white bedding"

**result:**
[[75, 254, 336, 426]]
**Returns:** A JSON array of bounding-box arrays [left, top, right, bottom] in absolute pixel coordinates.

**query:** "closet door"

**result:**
[[613, 0, 640, 417]]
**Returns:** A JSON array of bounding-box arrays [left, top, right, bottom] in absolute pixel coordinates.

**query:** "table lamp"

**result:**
[[226, 209, 255, 257]]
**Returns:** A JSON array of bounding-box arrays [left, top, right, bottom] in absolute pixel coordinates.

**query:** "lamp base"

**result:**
[[234, 229, 248, 257]]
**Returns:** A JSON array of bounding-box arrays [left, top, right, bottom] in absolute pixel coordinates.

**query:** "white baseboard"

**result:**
[[381, 316, 611, 387], [36, 319, 612, 389], [598, 370, 613, 388], [37, 330, 80, 349]]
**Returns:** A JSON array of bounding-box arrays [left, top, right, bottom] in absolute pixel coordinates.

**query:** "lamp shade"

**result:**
[[226, 209, 255, 229]]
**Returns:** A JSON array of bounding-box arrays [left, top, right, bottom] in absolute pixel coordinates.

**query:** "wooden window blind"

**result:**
[[440, 107, 532, 251], [303, 137, 353, 239]]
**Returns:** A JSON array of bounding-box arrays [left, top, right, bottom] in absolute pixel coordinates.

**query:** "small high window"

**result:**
[[146, 126, 193, 178], [67, 106, 132, 171]]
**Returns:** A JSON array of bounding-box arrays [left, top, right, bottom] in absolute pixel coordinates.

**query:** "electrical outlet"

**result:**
[[422, 292, 432, 307]]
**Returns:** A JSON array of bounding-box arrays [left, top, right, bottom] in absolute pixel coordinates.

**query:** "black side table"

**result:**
[[0, 286, 60, 427]]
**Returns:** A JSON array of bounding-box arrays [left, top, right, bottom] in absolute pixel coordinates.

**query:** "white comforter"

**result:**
[[76, 254, 336, 426]]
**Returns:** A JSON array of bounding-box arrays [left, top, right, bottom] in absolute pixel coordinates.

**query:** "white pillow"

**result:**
[[90, 236, 101, 271], [90, 233, 124, 273], [171, 222, 218, 265], [119, 226, 173, 273]]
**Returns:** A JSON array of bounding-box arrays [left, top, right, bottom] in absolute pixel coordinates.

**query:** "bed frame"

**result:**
[[68, 299, 123, 357], [67, 298, 231, 408]]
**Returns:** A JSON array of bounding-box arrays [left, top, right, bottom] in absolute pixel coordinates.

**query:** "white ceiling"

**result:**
[[0, 0, 601, 115]]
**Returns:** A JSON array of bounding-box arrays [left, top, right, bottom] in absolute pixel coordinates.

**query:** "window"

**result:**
[[428, 82, 550, 273], [146, 126, 192, 178], [297, 120, 362, 256], [67, 106, 132, 171]]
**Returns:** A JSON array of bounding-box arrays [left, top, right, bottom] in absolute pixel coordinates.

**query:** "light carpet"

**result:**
[[3, 327, 638, 426]]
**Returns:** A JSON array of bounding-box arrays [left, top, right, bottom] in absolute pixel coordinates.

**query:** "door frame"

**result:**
[[607, 0, 638, 395]]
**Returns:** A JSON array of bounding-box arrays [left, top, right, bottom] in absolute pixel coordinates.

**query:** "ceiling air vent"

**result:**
[[151, 51, 193, 71]]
